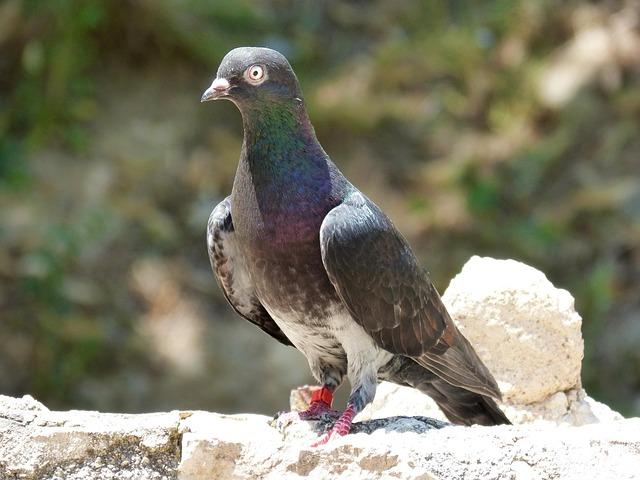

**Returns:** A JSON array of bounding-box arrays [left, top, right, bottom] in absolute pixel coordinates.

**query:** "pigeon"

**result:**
[[201, 47, 510, 445]]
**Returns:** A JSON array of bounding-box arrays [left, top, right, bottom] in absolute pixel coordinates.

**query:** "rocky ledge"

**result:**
[[1, 257, 638, 479], [1, 394, 638, 480]]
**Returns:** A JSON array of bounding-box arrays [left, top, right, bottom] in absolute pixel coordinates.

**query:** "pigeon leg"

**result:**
[[312, 402, 356, 446], [298, 386, 341, 420], [275, 385, 340, 429], [312, 374, 376, 446]]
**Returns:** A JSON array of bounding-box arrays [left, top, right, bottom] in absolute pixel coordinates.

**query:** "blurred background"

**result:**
[[1, 0, 639, 417]]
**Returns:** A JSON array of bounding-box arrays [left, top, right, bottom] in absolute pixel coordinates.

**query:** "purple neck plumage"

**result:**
[[233, 100, 350, 245]]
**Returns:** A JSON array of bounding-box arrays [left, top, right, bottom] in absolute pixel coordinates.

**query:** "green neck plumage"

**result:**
[[240, 100, 322, 182], [232, 97, 351, 240]]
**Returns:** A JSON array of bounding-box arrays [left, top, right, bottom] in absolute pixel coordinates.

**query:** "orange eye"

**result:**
[[246, 65, 265, 83]]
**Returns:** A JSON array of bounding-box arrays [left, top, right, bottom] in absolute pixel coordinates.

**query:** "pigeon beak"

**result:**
[[201, 78, 231, 102]]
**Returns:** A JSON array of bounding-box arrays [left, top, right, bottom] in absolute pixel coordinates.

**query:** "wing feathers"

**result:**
[[320, 192, 502, 399], [207, 197, 293, 347]]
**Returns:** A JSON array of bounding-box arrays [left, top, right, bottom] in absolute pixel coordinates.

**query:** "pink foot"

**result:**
[[275, 386, 339, 429], [312, 403, 356, 447], [298, 401, 342, 420], [299, 387, 340, 420]]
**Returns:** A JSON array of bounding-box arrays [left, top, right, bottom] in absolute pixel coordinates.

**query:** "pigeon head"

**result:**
[[201, 47, 303, 108]]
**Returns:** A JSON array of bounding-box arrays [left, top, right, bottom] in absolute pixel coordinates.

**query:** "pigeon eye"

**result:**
[[245, 65, 266, 84]]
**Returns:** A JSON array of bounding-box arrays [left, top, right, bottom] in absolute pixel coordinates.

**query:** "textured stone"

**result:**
[[2, 393, 638, 480], [441, 256, 584, 404], [0, 395, 181, 480]]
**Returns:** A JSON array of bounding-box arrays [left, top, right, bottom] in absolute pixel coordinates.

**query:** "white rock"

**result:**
[[0, 394, 180, 479], [2, 392, 636, 479], [441, 256, 584, 404], [358, 381, 447, 423], [179, 412, 284, 480]]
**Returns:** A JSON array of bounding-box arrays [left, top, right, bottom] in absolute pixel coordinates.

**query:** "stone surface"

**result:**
[[0, 395, 181, 479], [1, 394, 639, 480], [441, 256, 584, 405]]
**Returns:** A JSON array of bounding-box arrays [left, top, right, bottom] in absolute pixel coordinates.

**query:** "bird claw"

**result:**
[[312, 432, 332, 447], [311, 426, 346, 447], [299, 403, 342, 421], [274, 401, 341, 432], [311, 403, 356, 447], [274, 397, 357, 447]]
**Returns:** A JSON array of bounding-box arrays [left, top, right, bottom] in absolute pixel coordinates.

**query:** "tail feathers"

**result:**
[[415, 325, 502, 401], [386, 356, 511, 426], [433, 386, 511, 426]]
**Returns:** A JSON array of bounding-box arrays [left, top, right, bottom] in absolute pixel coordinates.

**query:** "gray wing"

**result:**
[[320, 191, 501, 399], [207, 197, 294, 347]]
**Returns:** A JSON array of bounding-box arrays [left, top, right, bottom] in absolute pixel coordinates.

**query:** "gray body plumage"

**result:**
[[204, 47, 510, 427]]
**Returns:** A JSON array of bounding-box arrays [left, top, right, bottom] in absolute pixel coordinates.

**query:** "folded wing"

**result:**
[[208, 197, 293, 347], [320, 192, 501, 399]]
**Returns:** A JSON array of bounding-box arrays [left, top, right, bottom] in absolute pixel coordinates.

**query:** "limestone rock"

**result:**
[[442, 256, 583, 404], [0, 394, 181, 479], [1, 394, 639, 480]]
